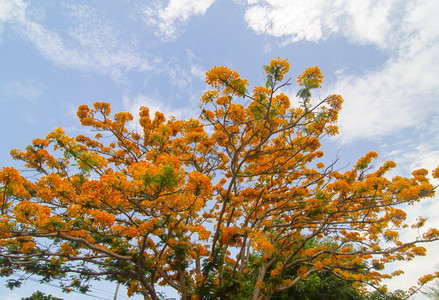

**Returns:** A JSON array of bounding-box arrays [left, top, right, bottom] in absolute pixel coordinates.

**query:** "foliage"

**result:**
[[271, 239, 404, 300], [365, 291, 402, 300], [1, 58, 439, 300], [22, 291, 63, 300], [272, 272, 405, 300], [426, 279, 439, 299], [272, 271, 364, 300]]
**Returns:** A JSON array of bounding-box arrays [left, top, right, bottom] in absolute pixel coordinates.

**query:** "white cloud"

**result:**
[[141, 0, 215, 41], [244, 0, 395, 47], [244, 0, 439, 142], [331, 45, 439, 141], [0, 0, 149, 81]]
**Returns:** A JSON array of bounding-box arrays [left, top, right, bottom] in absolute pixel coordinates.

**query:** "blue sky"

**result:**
[[0, 0, 438, 299]]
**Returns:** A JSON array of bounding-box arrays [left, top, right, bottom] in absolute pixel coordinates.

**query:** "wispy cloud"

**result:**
[[190, 64, 206, 80], [1, 79, 44, 102], [161, 57, 194, 89], [140, 0, 215, 41], [0, 0, 150, 81], [187, 49, 206, 80], [0, 0, 211, 103]]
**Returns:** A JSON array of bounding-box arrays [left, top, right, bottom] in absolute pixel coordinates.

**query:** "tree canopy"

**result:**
[[21, 291, 63, 300], [1, 58, 438, 300]]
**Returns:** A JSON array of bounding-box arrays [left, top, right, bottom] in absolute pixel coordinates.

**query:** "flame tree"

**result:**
[[1, 58, 438, 300]]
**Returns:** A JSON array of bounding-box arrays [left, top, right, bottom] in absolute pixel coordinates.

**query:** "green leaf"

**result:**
[[296, 88, 311, 99]]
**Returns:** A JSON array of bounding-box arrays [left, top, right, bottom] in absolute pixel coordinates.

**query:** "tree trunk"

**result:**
[[251, 266, 271, 300], [140, 284, 159, 300], [178, 263, 187, 300], [251, 288, 271, 300], [137, 271, 159, 300]]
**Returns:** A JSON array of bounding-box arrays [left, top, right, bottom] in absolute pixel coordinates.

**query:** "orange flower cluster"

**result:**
[[297, 266, 308, 279], [267, 57, 290, 81], [191, 225, 210, 241], [20, 241, 36, 253], [297, 66, 323, 88], [250, 232, 274, 255], [205, 66, 248, 96], [13, 201, 50, 224], [88, 209, 115, 227], [270, 261, 283, 277], [0, 167, 34, 200], [187, 171, 212, 198], [314, 261, 323, 270], [221, 226, 241, 246]]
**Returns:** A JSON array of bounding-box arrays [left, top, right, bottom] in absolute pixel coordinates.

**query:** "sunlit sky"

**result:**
[[0, 0, 438, 299]]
